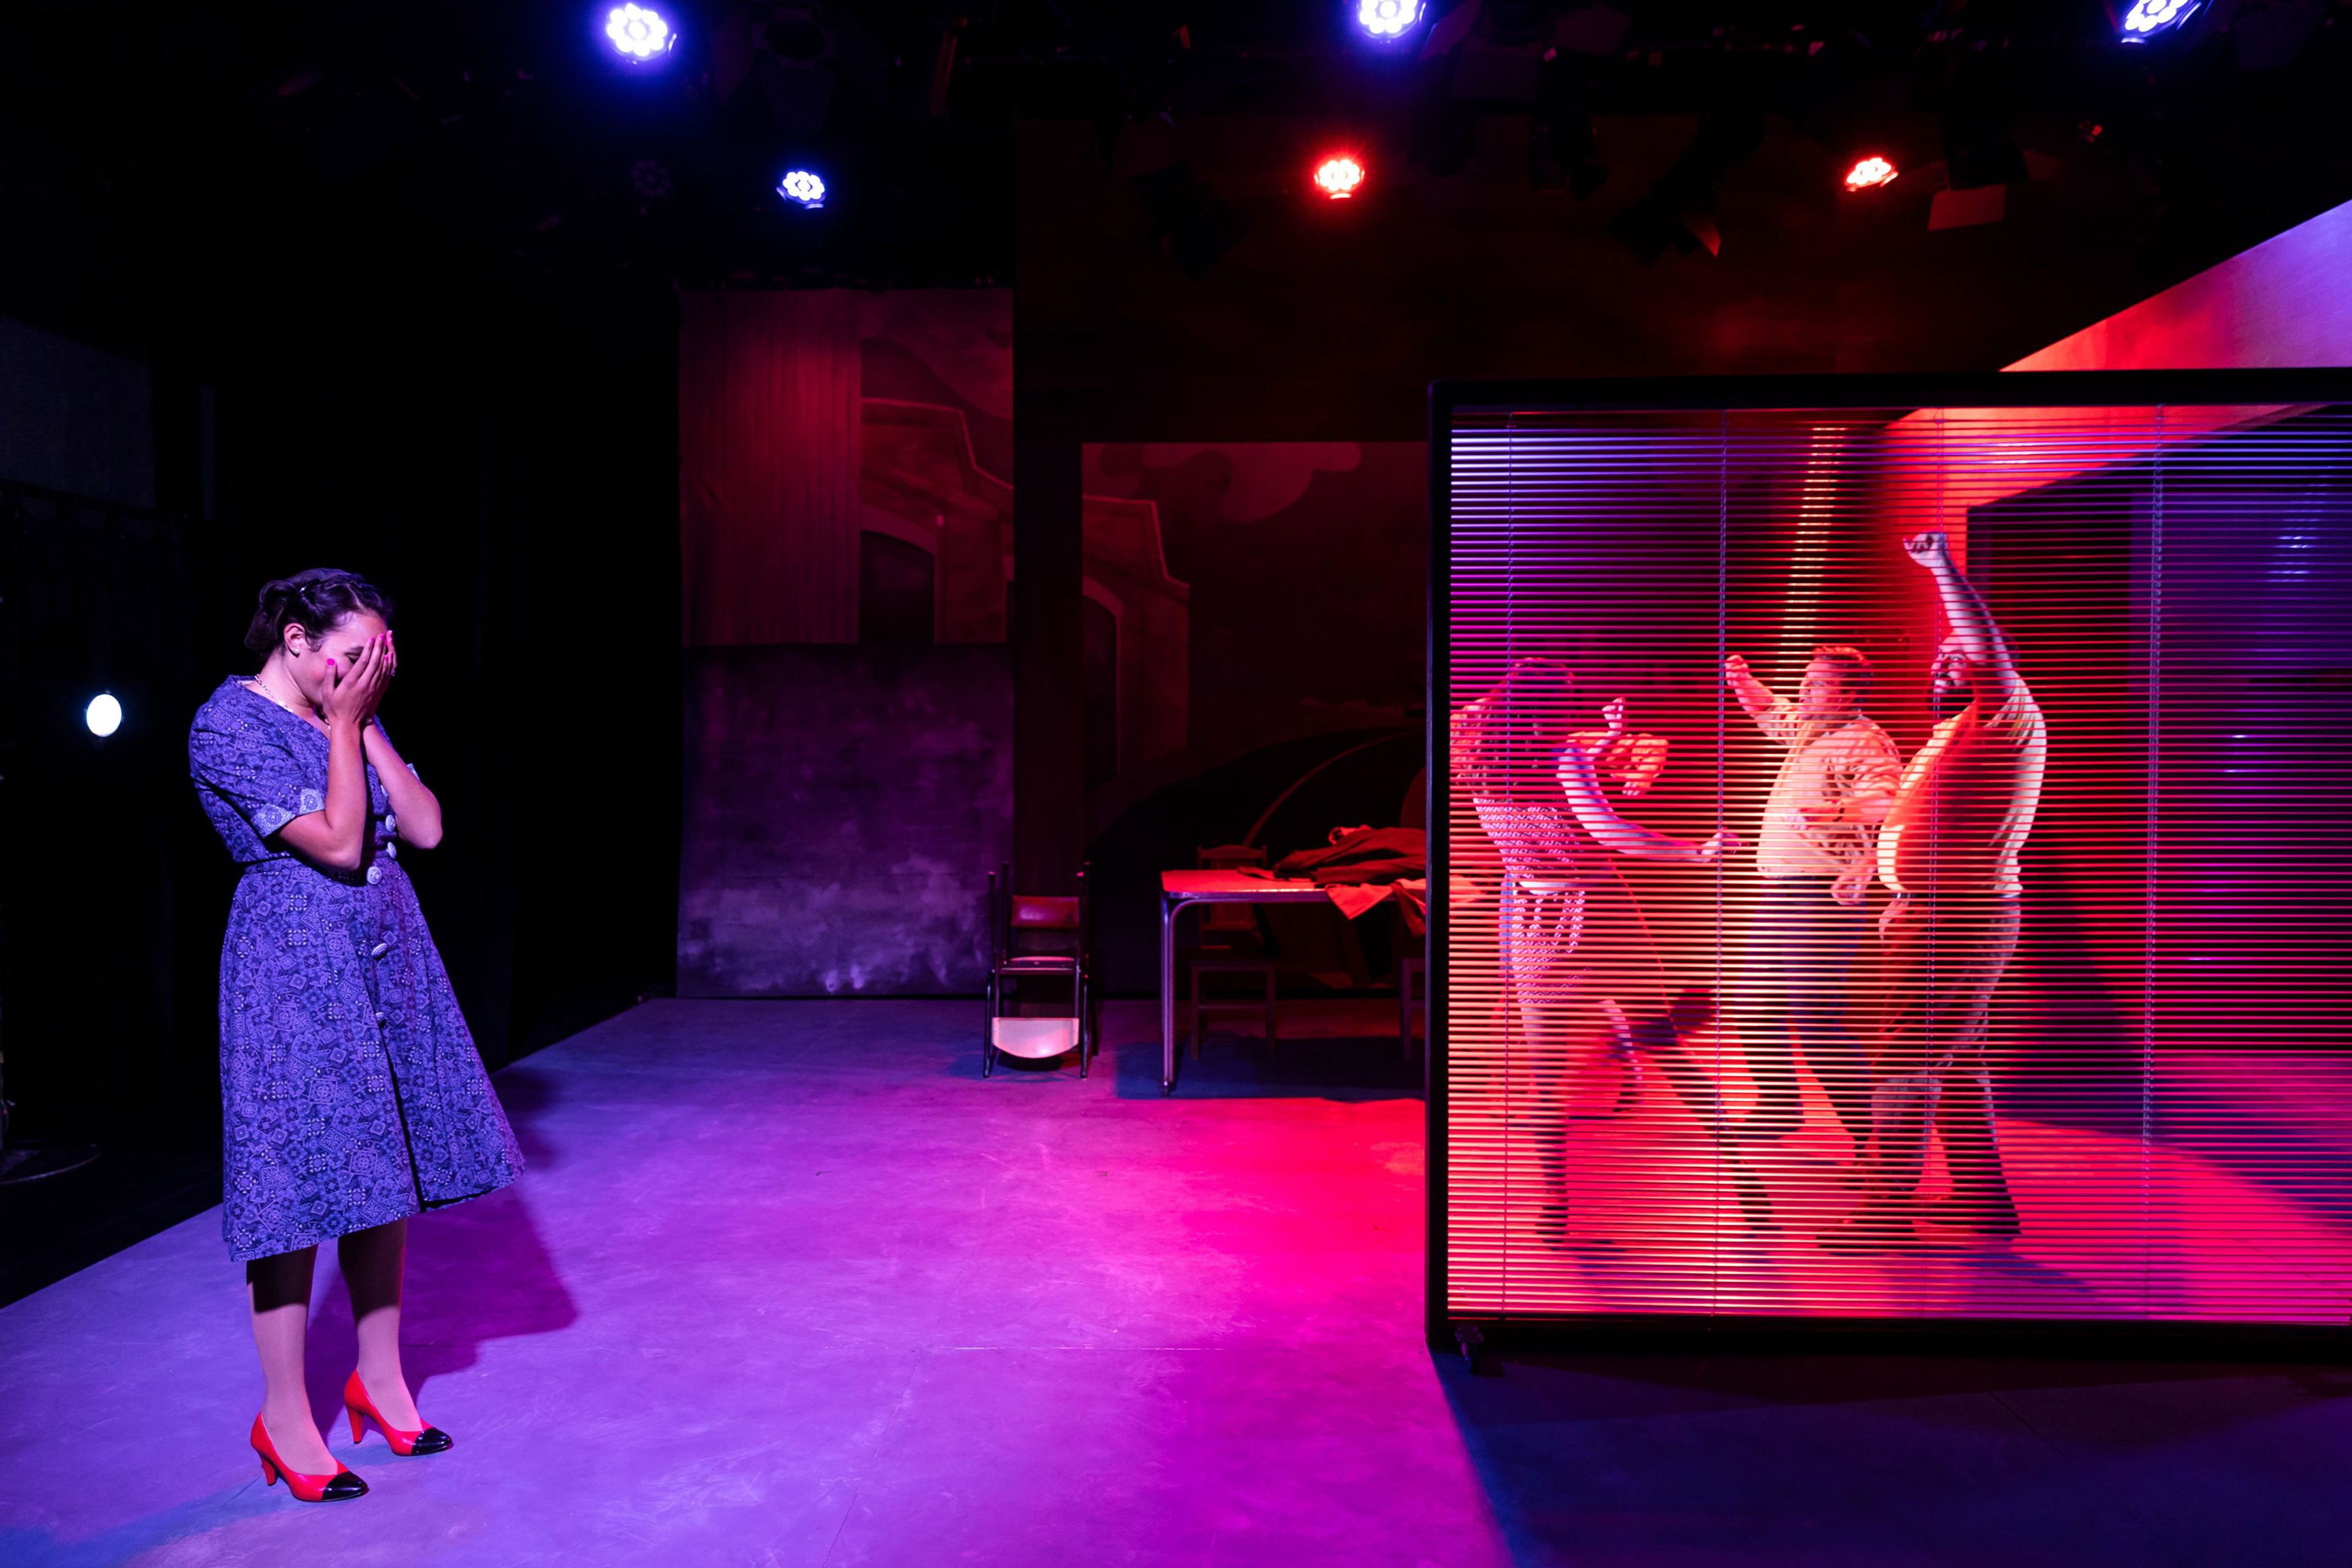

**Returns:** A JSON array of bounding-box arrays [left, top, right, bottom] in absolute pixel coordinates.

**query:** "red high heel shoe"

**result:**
[[344, 1371, 453, 1456], [251, 1414, 368, 1502]]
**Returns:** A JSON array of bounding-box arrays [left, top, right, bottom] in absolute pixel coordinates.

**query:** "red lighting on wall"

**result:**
[[1314, 154, 1367, 200], [1843, 155, 1899, 192]]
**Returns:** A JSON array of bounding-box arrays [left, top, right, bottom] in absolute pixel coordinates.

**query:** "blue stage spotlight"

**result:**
[[1354, 0, 1423, 42], [85, 693, 122, 739], [777, 169, 827, 209], [605, 4, 676, 63], [2120, 0, 2200, 41]]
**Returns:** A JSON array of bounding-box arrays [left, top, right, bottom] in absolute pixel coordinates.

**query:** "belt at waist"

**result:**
[[237, 855, 399, 888], [238, 856, 308, 876]]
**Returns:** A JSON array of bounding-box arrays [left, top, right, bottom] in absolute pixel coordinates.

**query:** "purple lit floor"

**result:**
[[2, 1000, 2350, 1567]]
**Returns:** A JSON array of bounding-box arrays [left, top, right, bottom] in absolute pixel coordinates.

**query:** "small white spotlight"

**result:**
[[1355, 0, 1423, 40], [85, 693, 123, 739], [605, 4, 676, 62], [2121, 0, 2200, 40], [777, 169, 827, 208]]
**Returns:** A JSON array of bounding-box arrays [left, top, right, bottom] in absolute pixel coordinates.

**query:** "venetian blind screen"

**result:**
[[1435, 399, 2352, 1325]]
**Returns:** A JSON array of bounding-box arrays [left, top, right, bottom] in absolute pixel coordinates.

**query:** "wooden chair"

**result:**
[[982, 863, 1093, 1077]]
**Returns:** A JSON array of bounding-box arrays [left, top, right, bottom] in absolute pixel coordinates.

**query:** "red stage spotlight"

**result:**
[[1842, 154, 1898, 192], [1314, 154, 1366, 200]]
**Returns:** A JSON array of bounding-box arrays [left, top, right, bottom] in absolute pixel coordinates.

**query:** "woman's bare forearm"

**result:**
[[364, 722, 443, 848], [277, 720, 372, 870], [1926, 557, 2009, 673], [1559, 744, 1711, 862], [1724, 655, 1798, 743]]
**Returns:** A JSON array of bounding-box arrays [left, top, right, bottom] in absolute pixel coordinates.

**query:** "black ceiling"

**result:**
[[4, 3, 2350, 366]]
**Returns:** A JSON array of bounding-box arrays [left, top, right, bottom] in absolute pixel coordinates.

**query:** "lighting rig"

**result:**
[[603, 4, 677, 64], [194, 0, 2331, 286]]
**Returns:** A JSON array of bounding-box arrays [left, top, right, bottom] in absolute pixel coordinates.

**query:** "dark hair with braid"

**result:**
[[243, 569, 394, 655], [1455, 657, 1576, 802]]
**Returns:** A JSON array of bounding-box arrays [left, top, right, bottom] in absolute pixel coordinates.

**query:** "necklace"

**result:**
[[247, 674, 320, 726]]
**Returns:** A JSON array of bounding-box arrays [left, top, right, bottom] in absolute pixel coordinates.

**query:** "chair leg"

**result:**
[[1076, 973, 1090, 1079], [982, 975, 997, 1077], [1189, 965, 1203, 1061], [1264, 970, 1279, 1057]]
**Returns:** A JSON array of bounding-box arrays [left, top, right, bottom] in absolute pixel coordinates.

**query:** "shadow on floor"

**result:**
[[1109, 1031, 1425, 1101], [946, 998, 1427, 1101], [935, 1035, 1421, 1102], [301, 1059, 580, 1436], [1439, 1343, 2352, 1566]]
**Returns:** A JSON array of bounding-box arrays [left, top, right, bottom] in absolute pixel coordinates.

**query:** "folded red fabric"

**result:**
[[1274, 826, 1427, 885]]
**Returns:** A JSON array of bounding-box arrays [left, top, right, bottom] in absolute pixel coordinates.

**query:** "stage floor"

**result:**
[[1454, 1048, 2352, 1324], [2, 1001, 2349, 1566]]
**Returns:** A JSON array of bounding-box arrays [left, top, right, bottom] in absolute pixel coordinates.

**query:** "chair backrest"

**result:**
[[1011, 895, 1080, 930], [989, 864, 1092, 962], [1195, 845, 1264, 940]]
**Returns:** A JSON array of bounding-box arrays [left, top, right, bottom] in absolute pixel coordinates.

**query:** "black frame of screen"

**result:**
[[1423, 368, 2352, 1351]]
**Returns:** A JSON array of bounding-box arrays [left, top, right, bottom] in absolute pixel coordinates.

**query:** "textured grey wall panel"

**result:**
[[678, 646, 1012, 995]]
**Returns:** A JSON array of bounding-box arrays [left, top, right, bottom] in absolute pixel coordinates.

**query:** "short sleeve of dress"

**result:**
[[190, 715, 323, 842]]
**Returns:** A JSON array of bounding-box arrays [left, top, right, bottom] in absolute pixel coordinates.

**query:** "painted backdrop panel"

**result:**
[[678, 646, 1012, 995], [1080, 442, 1430, 990]]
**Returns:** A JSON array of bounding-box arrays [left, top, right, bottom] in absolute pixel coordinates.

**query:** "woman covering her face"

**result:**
[[188, 568, 521, 1502]]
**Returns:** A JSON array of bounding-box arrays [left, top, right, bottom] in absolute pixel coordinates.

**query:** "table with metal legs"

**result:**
[[1158, 870, 1332, 1095]]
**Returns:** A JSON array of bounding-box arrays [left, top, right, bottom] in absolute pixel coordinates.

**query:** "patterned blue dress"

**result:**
[[189, 678, 521, 1261]]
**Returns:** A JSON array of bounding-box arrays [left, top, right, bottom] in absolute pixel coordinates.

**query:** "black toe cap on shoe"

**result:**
[[409, 1427, 454, 1455], [322, 1471, 370, 1500]]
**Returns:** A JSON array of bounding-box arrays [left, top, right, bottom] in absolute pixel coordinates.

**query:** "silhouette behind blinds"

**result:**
[[1436, 391, 2352, 1326]]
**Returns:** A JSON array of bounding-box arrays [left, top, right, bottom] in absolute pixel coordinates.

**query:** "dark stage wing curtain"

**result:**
[[198, 290, 683, 1072], [678, 290, 861, 646], [1, 285, 684, 1313]]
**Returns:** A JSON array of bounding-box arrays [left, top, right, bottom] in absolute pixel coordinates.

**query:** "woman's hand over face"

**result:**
[[321, 633, 392, 729]]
